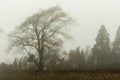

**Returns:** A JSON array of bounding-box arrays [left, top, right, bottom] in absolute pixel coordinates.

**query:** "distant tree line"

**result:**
[[0, 25, 118, 72], [9, 25, 120, 71], [1, 6, 120, 72]]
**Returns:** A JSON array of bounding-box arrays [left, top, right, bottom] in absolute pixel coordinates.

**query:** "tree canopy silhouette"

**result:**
[[9, 6, 73, 72]]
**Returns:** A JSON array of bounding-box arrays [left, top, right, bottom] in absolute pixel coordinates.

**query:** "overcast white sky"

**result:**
[[0, 0, 120, 63]]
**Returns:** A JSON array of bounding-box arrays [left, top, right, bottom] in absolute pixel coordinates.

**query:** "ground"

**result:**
[[0, 71, 120, 80]]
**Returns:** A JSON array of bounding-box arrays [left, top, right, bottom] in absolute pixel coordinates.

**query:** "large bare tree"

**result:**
[[9, 6, 73, 72]]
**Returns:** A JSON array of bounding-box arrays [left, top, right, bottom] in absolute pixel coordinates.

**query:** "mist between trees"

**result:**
[[1, 6, 120, 73]]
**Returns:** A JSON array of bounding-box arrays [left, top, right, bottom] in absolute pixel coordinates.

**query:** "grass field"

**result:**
[[0, 71, 120, 80]]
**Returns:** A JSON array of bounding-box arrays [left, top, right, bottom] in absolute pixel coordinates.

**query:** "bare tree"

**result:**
[[9, 6, 73, 72]]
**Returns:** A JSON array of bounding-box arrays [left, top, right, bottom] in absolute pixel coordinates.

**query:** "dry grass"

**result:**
[[0, 71, 120, 80]]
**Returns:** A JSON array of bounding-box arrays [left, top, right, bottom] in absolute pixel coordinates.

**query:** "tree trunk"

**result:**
[[38, 31, 45, 72], [38, 50, 44, 72]]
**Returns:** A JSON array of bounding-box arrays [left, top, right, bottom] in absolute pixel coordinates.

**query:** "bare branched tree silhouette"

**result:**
[[9, 6, 73, 72]]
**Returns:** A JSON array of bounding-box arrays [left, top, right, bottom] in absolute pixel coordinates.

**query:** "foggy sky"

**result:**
[[0, 0, 120, 63]]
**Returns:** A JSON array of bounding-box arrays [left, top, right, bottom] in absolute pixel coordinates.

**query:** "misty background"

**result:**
[[0, 0, 120, 63]]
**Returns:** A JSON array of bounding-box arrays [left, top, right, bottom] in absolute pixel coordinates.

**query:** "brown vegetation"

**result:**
[[0, 71, 120, 80]]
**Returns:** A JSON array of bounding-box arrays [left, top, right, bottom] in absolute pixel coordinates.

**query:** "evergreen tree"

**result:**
[[68, 47, 86, 70], [69, 49, 79, 70], [111, 26, 120, 69], [78, 49, 86, 70], [91, 25, 110, 70]]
